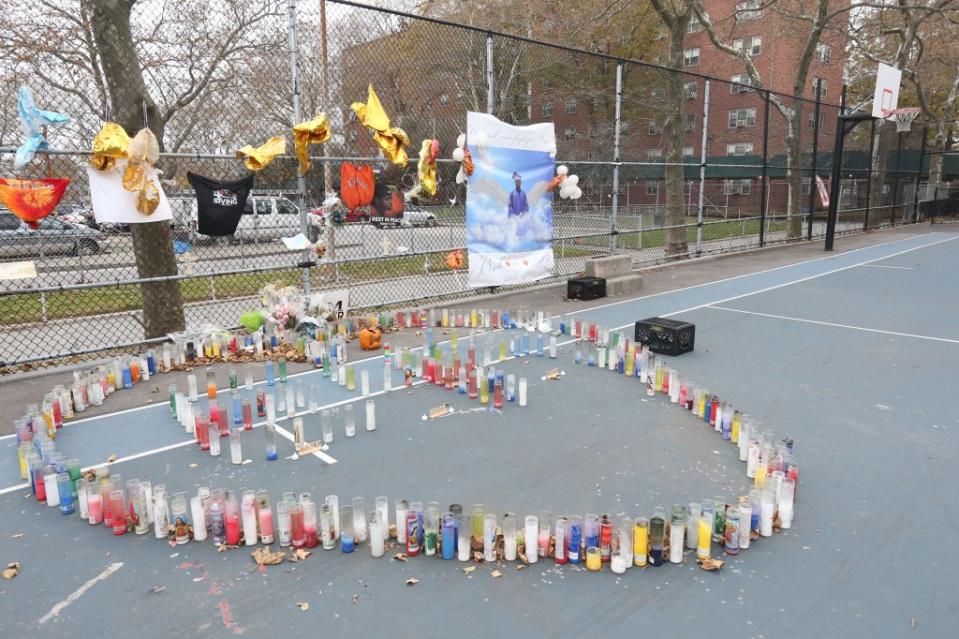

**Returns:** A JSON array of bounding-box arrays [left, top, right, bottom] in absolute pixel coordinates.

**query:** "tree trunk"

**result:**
[[786, 100, 804, 239], [663, 25, 689, 258], [90, 0, 185, 338]]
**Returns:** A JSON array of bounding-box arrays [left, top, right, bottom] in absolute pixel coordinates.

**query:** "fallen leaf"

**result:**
[[491, 570, 502, 578], [462, 566, 476, 575], [518, 552, 529, 564], [296, 601, 309, 611], [405, 577, 419, 586], [2, 562, 19, 579], [697, 558, 725, 571], [107, 454, 118, 463], [289, 548, 311, 562], [352, 594, 359, 605], [150, 585, 166, 594], [218, 544, 240, 553], [250, 547, 284, 565], [516, 564, 525, 571], [393, 553, 408, 562], [10, 533, 24, 539], [189, 463, 198, 469]]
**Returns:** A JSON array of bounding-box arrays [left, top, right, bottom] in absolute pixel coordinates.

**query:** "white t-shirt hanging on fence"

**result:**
[[87, 161, 173, 224]]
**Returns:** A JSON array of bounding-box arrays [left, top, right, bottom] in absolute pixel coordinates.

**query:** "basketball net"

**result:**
[[882, 107, 920, 133]]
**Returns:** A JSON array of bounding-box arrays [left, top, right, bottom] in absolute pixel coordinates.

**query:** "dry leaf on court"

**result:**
[[296, 601, 309, 611], [10, 533, 24, 539], [2, 562, 20, 579], [107, 454, 118, 463], [393, 553, 408, 562], [289, 548, 311, 562], [516, 564, 525, 571], [352, 594, 360, 605], [491, 570, 502, 578], [218, 544, 240, 553], [189, 463, 198, 468], [251, 547, 285, 566], [405, 577, 419, 586], [462, 566, 476, 575], [698, 558, 725, 571]]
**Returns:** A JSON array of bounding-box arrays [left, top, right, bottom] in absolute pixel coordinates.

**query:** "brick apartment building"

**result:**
[[342, 0, 848, 217]]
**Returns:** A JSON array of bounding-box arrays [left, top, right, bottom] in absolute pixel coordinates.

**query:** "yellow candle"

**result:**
[[18, 445, 29, 479], [625, 348, 635, 376], [442, 309, 449, 328], [696, 518, 711, 560], [731, 413, 741, 443], [107, 370, 116, 388], [754, 464, 767, 489], [633, 520, 648, 567], [470, 309, 478, 327], [655, 367, 664, 392], [585, 547, 602, 571], [698, 394, 706, 417]]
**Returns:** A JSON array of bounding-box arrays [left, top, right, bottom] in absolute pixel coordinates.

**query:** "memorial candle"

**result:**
[[187, 373, 198, 402], [738, 502, 752, 549], [524, 516, 539, 564], [191, 496, 207, 542], [567, 515, 583, 564], [554, 517, 568, 564], [206, 368, 217, 400], [304, 500, 319, 548], [648, 509, 665, 566], [669, 506, 685, 563], [277, 502, 292, 547]]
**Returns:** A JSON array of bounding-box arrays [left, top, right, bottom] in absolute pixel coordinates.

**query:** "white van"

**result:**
[[170, 194, 323, 243]]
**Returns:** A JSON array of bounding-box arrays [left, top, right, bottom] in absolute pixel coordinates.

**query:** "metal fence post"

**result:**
[[891, 130, 904, 226], [911, 123, 928, 222], [696, 79, 710, 256], [609, 61, 622, 254], [486, 33, 494, 115], [863, 118, 876, 231], [287, 0, 311, 296], [806, 79, 822, 240], [758, 90, 771, 247]]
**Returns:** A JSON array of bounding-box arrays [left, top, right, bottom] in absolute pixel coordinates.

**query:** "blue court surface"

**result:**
[[1, 230, 956, 637]]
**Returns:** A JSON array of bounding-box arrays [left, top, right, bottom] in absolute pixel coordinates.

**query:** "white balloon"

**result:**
[[452, 147, 465, 162], [456, 133, 466, 147], [559, 185, 572, 199], [571, 187, 582, 200], [474, 132, 488, 147], [565, 174, 579, 187], [455, 167, 466, 184], [557, 164, 569, 176]]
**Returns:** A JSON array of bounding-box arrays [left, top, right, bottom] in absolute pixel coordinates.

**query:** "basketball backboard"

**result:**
[[872, 63, 902, 118]]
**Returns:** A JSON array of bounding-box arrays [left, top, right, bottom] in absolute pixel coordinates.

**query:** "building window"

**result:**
[[724, 179, 753, 195], [564, 126, 576, 140], [812, 77, 828, 98], [733, 36, 762, 57], [687, 14, 702, 33], [816, 43, 832, 63], [564, 98, 578, 115], [728, 107, 757, 128], [807, 111, 826, 130], [646, 180, 661, 195], [439, 94, 449, 106], [683, 47, 700, 67], [736, 0, 763, 20], [685, 113, 697, 133], [647, 149, 663, 162], [684, 81, 698, 100], [648, 120, 664, 135], [683, 146, 695, 158], [542, 101, 554, 117], [802, 177, 812, 196], [726, 142, 754, 156], [730, 74, 755, 93]]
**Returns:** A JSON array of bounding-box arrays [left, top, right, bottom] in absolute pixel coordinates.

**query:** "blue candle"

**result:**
[[122, 366, 133, 389], [265, 361, 275, 386], [341, 532, 355, 553], [536, 333, 544, 357], [523, 331, 531, 355], [232, 392, 242, 424], [57, 472, 74, 515], [568, 519, 583, 564], [441, 516, 456, 560], [146, 351, 156, 375]]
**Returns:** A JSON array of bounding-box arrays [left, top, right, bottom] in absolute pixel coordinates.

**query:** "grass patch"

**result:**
[[574, 217, 786, 250], [1, 245, 596, 325]]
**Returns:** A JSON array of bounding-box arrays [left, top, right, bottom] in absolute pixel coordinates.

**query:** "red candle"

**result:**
[[467, 346, 476, 369], [679, 384, 688, 406], [290, 506, 305, 548], [259, 508, 274, 544], [574, 320, 582, 338], [663, 372, 670, 394], [217, 408, 229, 437], [491, 311, 499, 328], [225, 501, 241, 545], [242, 401, 253, 431], [493, 380, 503, 409], [111, 491, 127, 535], [435, 363, 445, 386], [425, 359, 435, 383], [710, 397, 720, 426], [305, 525, 318, 548], [87, 493, 103, 525], [52, 402, 63, 429], [599, 517, 613, 562], [195, 416, 210, 451], [468, 368, 477, 399], [35, 471, 46, 502], [589, 323, 597, 342]]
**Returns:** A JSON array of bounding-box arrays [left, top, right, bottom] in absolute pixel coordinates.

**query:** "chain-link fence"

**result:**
[[0, 0, 948, 371]]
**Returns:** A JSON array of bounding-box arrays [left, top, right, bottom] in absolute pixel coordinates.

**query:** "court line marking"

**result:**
[[707, 305, 959, 345], [861, 264, 914, 270], [659, 234, 958, 319], [38, 562, 124, 624], [2, 229, 946, 442]]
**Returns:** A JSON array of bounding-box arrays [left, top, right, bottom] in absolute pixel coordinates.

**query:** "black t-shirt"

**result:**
[[187, 172, 254, 236]]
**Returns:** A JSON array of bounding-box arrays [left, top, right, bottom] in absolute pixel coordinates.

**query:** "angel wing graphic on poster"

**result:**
[[466, 140, 552, 213]]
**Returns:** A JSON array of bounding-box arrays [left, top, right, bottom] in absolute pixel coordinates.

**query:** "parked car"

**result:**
[[401, 205, 438, 227], [0, 214, 103, 257], [169, 194, 322, 243]]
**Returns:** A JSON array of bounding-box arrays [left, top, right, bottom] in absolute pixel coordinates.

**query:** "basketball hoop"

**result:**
[[884, 107, 920, 133]]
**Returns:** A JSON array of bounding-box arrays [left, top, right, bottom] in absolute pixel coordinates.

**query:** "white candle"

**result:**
[[361, 369, 370, 396], [44, 473, 59, 507], [209, 430, 220, 456], [366, 400, 376, 431], [525, 516, 538, 563], [285, 388, 295, 416], [518, 377, 527, 406], [611, 554, 627, 574], [327, 495, 340, 540], [191, 496, 207, 541], [669, 521, 684, 563], [504, 533, 517, 561], [738, 503, 752, 549], [187, 374, 198, 402], [242, 499, 257, 546], [760, 490, 774, 537], [338, 364, 346, 386], [370, 517, 385, 557], [383, 361, 392, 391]]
